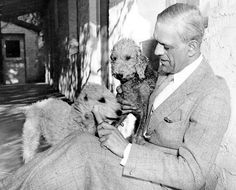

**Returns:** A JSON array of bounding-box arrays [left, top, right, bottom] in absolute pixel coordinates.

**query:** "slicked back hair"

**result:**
[[157, 3, 205, 45]]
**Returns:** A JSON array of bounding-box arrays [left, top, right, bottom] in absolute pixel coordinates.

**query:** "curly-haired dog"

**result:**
[[110, 38, 158, 144], [22, 83, 121, 163]]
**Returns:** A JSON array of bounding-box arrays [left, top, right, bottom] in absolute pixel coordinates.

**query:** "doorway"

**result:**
[[1, 34, 26, 84]]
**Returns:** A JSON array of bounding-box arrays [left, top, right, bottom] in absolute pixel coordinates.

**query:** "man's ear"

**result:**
[[187, 40, 200, 57]]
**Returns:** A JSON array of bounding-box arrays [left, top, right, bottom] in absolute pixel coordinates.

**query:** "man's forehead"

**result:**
[[153, 22, 179, 45]]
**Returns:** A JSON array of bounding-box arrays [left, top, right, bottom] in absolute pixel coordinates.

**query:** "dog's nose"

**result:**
[[116, 110, 122, 116], [114, 73, 123, 80]]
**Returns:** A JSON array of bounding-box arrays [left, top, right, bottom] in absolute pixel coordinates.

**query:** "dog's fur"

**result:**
[[110, 38, 158, 144], [22, 83, 121, 163]]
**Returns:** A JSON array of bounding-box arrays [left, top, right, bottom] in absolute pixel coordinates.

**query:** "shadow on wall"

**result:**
[[58, 23, 100, 101], [109, 0, 135, 41], [58, 36, 81, 101]]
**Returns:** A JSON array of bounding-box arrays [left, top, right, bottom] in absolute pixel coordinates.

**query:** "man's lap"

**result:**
[[1, 132, 160, 190]]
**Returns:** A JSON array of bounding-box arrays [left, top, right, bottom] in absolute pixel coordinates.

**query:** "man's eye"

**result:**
[[125, 55, 131, 61], [164, 46, 170, 50]]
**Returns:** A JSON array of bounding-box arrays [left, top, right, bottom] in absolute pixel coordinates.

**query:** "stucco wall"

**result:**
[[109, 0, 165, 47], [207, 1, 236, 189], [1, 22, 42, 83]]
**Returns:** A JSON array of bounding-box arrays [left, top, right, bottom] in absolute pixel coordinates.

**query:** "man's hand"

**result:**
[[92, 106, 129, 158]]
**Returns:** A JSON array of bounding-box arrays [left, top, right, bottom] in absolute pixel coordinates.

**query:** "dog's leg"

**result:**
[[132, 111, 146, 145], [132, 84, 151, 144], [22, 116, 41, 163]]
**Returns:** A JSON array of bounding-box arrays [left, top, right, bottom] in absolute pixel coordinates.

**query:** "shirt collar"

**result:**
[[173, 54, 203, 84]]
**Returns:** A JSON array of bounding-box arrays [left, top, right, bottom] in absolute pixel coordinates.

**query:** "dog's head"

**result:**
[[110, 38, 149, 83], [73, 83, 122, 134]]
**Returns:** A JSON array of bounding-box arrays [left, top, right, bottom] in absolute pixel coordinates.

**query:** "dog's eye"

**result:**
[[98, 97, 106, 103], [84, 95, 88, 101], [110, 55, 117, 61], [125, 55, 131, 61]]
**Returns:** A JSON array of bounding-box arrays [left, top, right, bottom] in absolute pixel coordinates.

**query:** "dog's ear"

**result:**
[[135, 51, 148, 79]]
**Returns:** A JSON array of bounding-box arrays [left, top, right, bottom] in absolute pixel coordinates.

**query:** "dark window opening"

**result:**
[[5, 40, 20, 58]]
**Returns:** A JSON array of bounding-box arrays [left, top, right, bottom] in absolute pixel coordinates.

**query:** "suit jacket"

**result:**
[[123, 58, 231, 190]]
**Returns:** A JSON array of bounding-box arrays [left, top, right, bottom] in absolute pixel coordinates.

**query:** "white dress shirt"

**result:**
[[152, 54, 203, 111], [120, 54, 203, 166]]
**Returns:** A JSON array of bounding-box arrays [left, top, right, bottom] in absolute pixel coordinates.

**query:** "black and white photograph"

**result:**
[[0, 0, 235, 189]]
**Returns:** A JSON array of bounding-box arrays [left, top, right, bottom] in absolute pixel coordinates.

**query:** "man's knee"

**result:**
[[68, 132, 101, 152]]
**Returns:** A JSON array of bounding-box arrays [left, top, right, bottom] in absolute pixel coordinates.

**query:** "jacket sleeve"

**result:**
[[123, 91, 231, 190]]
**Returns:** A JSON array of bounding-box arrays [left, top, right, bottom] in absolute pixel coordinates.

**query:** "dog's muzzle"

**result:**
[[113, 73, 128, 83], [113, 73, 123, 80]]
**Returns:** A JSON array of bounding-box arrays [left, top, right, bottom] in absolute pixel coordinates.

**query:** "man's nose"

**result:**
[[154, 43, 164, 56]]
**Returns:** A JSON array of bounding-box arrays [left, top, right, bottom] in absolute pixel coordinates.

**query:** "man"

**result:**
[[1, 3, 230, 190]]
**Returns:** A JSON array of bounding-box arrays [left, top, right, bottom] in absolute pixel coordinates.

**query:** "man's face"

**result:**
[[153, 21, 189, 75]]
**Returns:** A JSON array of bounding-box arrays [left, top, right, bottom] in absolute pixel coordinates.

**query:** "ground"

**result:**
[[0, 84, 66, 180]]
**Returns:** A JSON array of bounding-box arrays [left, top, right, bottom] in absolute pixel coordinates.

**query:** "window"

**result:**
[[5, 40, 21, 58]]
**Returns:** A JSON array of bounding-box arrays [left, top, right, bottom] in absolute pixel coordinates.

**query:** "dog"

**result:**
[[22, 83, 121, 163], [110, 38, 158, 144]]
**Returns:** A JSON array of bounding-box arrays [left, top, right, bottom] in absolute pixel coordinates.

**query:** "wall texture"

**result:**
[[207, 0, 236, 189]]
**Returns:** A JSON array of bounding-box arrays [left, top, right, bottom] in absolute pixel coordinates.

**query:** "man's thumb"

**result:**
[[92, 105, 103, 124]]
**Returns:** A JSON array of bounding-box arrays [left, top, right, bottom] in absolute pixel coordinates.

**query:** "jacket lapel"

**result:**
[[148, 58, 213, 122]]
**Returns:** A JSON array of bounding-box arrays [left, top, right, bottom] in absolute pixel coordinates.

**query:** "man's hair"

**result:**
[[157, 3, 205, 44]]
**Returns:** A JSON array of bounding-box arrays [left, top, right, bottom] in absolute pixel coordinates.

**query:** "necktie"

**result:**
[[151, 74, 174, 112]]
